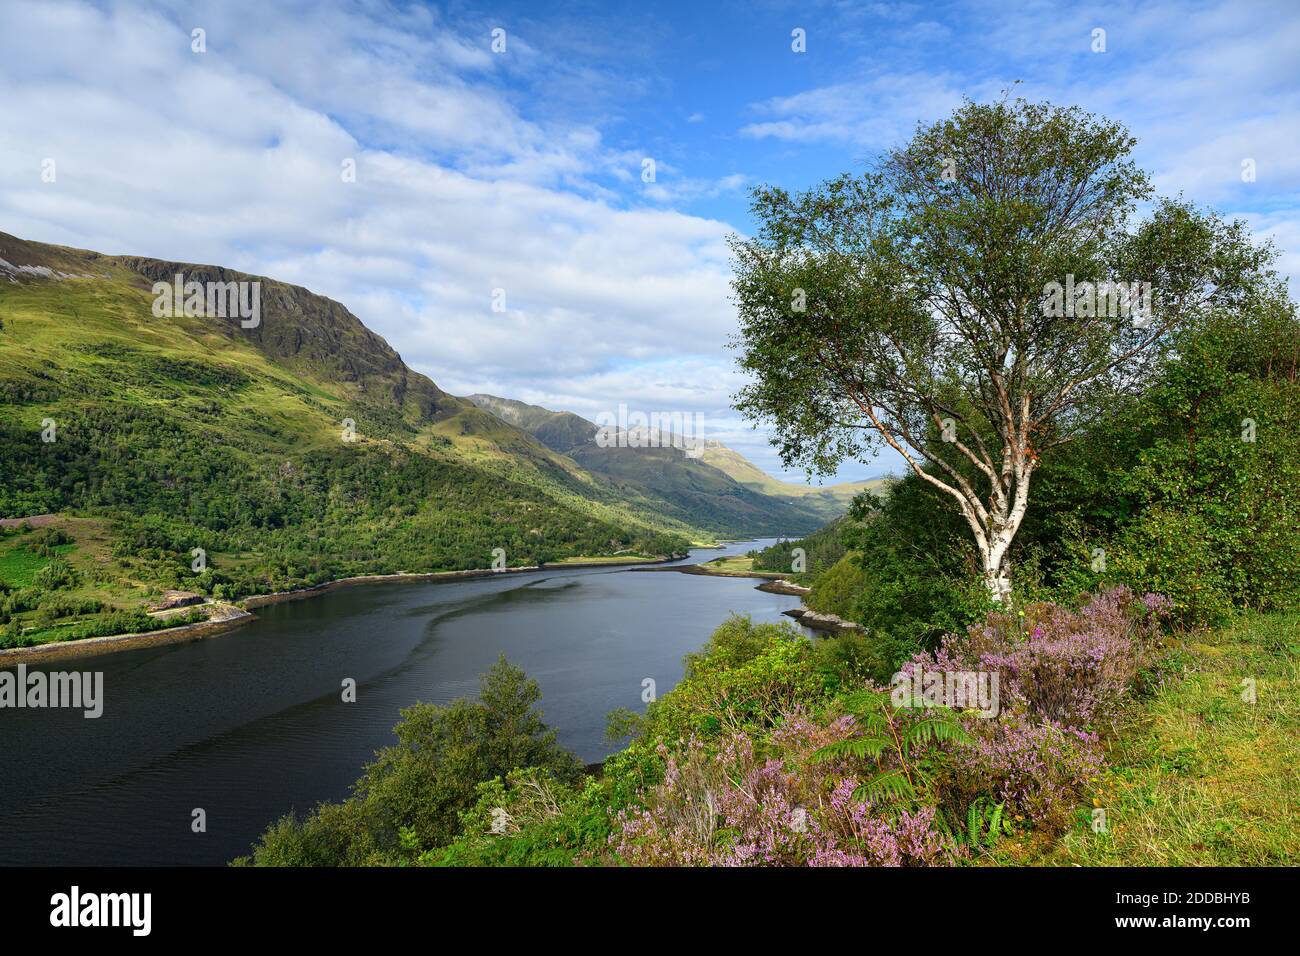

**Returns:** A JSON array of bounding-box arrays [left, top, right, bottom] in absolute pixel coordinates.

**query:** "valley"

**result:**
[[0, 233, 865, 653]]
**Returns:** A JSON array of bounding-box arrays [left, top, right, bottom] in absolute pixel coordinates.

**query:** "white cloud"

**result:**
[[741, 72, 974, 148]]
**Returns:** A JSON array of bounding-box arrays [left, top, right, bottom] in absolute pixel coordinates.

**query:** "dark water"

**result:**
[[0, 540, 800, 866]]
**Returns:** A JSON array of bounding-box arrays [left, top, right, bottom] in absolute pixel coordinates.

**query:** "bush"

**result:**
[[806, 553, 870, 618], [911, 587, 1169, 729], [0, 619, 33, 649], [904, 587, 1170, 835], [239, 656, 583, 865], [958, 716, 1104, 832], [424, 770, 608, 867], [33, 557, 78, 591], [637, 616, 822, 742], [27, 527, 72, 557]]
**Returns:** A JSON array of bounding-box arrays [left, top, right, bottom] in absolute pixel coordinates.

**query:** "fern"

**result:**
[[853, 768, 915, 802], [906, 716, 974, 748], [812, 735, 891, 761], [986, 801, 1006, 846], [957, 798, 1008, 850], [814, 689, 973, 809], [966, 802, 981, 846]]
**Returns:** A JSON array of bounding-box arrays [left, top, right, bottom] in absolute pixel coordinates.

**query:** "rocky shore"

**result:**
[[783, 606, 861, 634], [0, 602, 252, 665]]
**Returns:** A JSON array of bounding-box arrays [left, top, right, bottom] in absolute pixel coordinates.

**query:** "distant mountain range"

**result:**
[[467, 394, 883, 531]]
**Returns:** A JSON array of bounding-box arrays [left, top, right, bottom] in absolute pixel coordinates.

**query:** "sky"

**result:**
[[0, 0, 1297, 483]]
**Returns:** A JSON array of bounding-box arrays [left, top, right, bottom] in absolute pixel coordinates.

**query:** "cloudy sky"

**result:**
[[1, 0, 1296, 482]]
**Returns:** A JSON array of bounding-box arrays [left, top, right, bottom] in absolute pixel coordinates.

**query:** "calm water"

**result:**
[[0, 540, 799, 866]]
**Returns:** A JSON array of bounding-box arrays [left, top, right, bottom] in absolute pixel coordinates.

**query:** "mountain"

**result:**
[[0, 232, 710, 629], [466, 394, 872, 533], [466, 394, 596, 453], [695, 442, 887, 521]]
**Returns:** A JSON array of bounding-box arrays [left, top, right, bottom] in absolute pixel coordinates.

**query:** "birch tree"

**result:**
[[730, 98, 1276, 602]]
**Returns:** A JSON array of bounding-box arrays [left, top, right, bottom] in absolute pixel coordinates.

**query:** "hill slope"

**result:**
[[466, 393, 596, 453]]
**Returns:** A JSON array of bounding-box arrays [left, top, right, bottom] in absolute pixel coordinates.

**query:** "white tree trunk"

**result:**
[[983, 559, 1013, 604], [978, 467, 1031, 604]]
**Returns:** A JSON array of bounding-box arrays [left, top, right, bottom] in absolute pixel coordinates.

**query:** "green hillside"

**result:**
[[566, 442, 823, 536], [0, 233, 701, 646]]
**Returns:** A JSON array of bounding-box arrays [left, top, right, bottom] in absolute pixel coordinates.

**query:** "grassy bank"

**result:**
[[1014, 611, 1300, 866]]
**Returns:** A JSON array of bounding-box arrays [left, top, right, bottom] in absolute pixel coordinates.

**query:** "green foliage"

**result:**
[[806, 552, 870, 618], [32, 556, 77, 591], [802, 484, 995, 673], [749, 513, 857, 579], [809, 629, 893, 693], [231, 799, 390, 868], [30, 608, 205, 643], [948, 797, 1008, 852], [423, 770, 610, 867], [1023, 302, 1300, 624], [568, 442, 823, 537], [597, 615, 824, 810], [640, 616, 822, 742], [0, 618, 33, 649], [238, 656, 582, 866], [26, 526, 71, 556], [814, 689, 972, 804]]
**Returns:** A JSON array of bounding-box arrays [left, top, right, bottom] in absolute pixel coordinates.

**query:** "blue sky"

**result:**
[[1, 0, 1297, 482]]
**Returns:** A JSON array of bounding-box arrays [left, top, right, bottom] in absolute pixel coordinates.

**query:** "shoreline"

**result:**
[[0, 553, 688, 666], [0, 603, 254, 665], [755, 579, 811, 596], [782, 606, 861, 634]]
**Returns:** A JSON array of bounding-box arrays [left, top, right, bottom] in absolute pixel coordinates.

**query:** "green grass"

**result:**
[[1012, 611, 1300, 866], [702, 555, 757, 574], [546, 553, 660, 565], [0, 541, 58, 587]]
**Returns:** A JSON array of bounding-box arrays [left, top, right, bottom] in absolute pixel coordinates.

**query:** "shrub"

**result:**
[[0, 619, 33, 649], [910, 587, 1168, 730], [635, 616, 823, 742], [33, 557, 78, 591], [899, 587, 1169, 835], [27, 527, 72, 557], [240, 656, 583, 865], [610, 715, 961, 867], [425, 770, 608, 867]]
